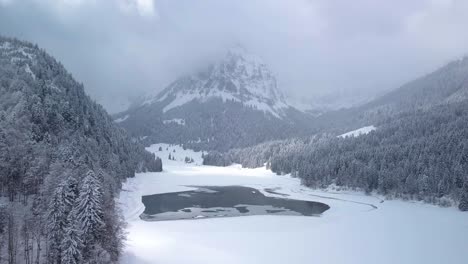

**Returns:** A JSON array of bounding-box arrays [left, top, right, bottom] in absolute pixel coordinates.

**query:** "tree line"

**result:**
[[204, 101, 468, 211]]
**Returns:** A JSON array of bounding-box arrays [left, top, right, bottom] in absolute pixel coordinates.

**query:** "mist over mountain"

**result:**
[[115, 46, 315, 151], [3, 0, 468, 115], [302, 56, 468, 135]]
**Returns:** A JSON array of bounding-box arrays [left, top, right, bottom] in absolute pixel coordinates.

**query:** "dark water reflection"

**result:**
[[140, 186, 330, 221]]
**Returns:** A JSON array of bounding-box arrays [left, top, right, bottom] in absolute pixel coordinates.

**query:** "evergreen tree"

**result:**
[[76, 170, 105, 243], [60, 213, 83, 264], [459, 183, 468, 211], [47, 180, 77, 263]]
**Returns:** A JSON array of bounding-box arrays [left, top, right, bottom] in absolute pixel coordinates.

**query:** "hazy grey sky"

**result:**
[[1, 0, 468, 112]]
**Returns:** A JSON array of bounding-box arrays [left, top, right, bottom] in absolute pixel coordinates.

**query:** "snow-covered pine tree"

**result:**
[[60, 213, 83, 264], [76, 170, 105, 243], [47, 180, 76, 263]]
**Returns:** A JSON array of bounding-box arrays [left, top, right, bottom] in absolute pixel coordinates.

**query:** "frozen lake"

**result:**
[[140, 185, 330, 221]]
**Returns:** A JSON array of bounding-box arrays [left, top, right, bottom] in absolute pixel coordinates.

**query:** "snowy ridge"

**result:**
[[1, 39, 38, 81], [141, 45, 290, 118], [0, 41, 12, 50], [339, 125, 376, 138], [0, 41, 36, 62]]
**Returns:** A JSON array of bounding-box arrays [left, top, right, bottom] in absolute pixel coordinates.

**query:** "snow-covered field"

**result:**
[[339, 125, 376, 138], [119, 144, 468, 264]]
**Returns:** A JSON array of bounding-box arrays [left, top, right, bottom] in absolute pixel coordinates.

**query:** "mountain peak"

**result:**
[[224, 44, 261, 64], [142, 45, 289, 118], [226, 43, 249, 56]]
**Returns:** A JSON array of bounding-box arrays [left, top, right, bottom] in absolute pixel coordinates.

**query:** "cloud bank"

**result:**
[[1, 0, 468, 112]]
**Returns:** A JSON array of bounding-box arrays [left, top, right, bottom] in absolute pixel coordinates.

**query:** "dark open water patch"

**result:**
[[140, 186, 330, 221]]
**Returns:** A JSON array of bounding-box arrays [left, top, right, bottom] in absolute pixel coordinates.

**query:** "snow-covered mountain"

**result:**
[[115, 46, 314, 151], [141, 45, 289, 118]]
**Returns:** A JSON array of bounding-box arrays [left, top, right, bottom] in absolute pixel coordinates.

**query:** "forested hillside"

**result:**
[[310, 57, 468, 135], [204, 95, 468, 211], [0, 36, 162, 263]]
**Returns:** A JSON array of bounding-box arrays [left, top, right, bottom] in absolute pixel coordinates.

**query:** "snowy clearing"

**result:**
[[115, 115, 129, 123], [24, 63, 36, 80], [163, 118, 186, 126], [339, 125, 376, 138], [119, 143, 468, 264]]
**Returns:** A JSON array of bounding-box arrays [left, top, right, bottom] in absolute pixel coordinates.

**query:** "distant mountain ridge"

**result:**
[[115, 45, 314, 151], [311, 56, 468, 134]]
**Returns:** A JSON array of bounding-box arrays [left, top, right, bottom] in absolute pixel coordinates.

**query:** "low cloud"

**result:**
[[1, 0, 468, 112]]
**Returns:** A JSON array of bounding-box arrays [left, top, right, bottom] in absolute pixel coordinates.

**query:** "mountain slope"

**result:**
[[312, 57, 468, 134], [203, 57, 468, 211], [0, 36, 161, 263], [115, 46, 314, 151]]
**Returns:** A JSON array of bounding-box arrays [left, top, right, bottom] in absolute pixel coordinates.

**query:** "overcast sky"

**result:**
[[1, 0, 468, 112]]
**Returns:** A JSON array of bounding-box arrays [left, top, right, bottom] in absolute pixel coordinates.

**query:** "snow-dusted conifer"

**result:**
[[48, 179, 79, 263], [60, 213, 83, 264], [76, 170, 105, 241]]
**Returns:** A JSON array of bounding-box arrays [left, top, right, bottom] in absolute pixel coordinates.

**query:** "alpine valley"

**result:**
[[114, 46, 315, 151], [1, 29, 468, 264]]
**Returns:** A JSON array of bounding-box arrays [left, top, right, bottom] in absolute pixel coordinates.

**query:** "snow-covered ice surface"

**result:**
[[119, 143, 468, 264], [339, 125, 376, 138]]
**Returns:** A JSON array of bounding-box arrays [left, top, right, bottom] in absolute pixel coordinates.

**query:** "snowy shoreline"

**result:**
[[119, 144, 468, 264]]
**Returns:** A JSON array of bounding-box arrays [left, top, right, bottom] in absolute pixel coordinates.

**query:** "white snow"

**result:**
[[161, 92, 198, 112], [0, 41, 11, 50], [6, 46, 35, 61], [159, 88, 287, 118], [1, 43, 37, 72], [163, 119, 186, 126], [47, 82, 62, 93], [119, 143, 468, 264], [24, 64, 36, 80], [160, 89, 240, 113], [244, 98, 281, 118], [114, 115, 129, 123], [145, 143, 204, 164], [339, 125, 376, 138], [18, 47, 34, 60], [188, 138, 203, 143]]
